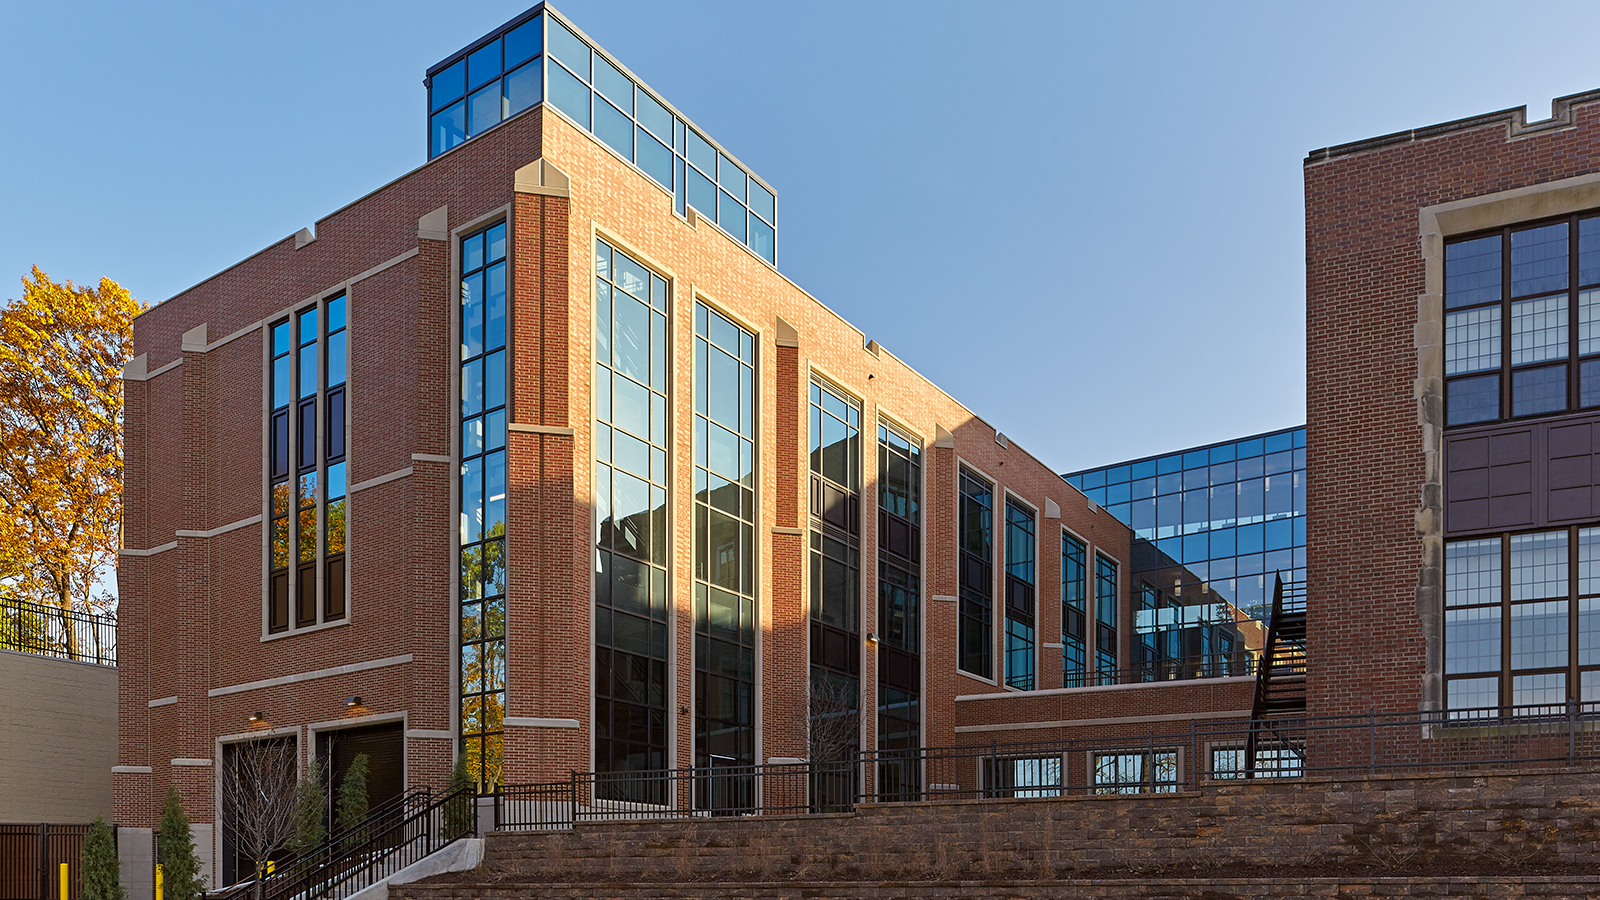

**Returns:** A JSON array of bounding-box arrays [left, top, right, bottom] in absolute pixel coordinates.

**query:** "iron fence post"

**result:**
[[1190, 717, 1198, 788], [1569, 696, 1578, 764]]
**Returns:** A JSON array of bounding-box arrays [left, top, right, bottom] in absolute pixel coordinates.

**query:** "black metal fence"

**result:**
[[0, 824, 90, 900], [0, 597, 116, 666], [257, 785, 474, 900], [496, 702, 1600, 829]]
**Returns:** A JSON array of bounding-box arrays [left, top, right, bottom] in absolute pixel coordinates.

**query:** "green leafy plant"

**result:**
[[287, 758, 326, 855], [81, 817, 125, 900], [158, 786, 206, 900], [444, 755, 475, 836], [336, 753, 370, 851]]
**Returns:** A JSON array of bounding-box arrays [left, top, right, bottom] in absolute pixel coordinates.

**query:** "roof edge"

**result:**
[[1306, 88, 1600, 164]]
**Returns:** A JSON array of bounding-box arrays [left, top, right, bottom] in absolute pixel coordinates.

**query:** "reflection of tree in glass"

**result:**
[[327, 499, 346, 555], [459, 523, 506, 600]]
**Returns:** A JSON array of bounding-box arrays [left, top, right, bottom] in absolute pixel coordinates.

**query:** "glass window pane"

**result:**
[[1581, 217, 1600, 288], [548, 61, 591, 129], [613, 294, 651, 384], [717, 154, 745, 199], [636, 90, 672, 141], [468, 40, 502, 90], [486, 264, 507, 351], [1445, 306, 1500, 375], [504, 61, 542, 117], [1447, 538, 1501, 606], [750, 217, 775, 264], [594, 96, 633, 159], [432, 60, 466, 110], [1510, 222, 1568, 297], [1445, 606, 1500, 674], [327, 295, 346, 332], [749, 181, 775, 224], [461, 271, 484, 359], [1510, 295, 1567, 365], [1510, 600, 1567, 671], [718, 191, 747, 242], [1512, 365, 1566, 417], [1447, 373, 1499, 425], [326, 330, 346, 388], [1582, 359, 1600, 409], [637, 128, 672, 190], [592, 54, 632, 113], [687, 167, 716, 220], [1446, 235, 1502, 309], [1581, 527, 1600, 596], [686, 129, 716, 178], [504, 16, 541, 67], [1448, 676, 1499, 714], [548, 18, 589, 80], [1510, 531, 1568, 601], [432, 101, 467, 155], [1513, 672, 1565, 709]]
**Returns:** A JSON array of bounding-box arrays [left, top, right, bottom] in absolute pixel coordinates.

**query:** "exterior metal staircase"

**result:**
[[1245, 573, 1307, 776]]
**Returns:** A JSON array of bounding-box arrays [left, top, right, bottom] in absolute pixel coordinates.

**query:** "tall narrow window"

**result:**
[[1061, 533, 1087, 687], [594, 239, 671, 779], [694, 303, 756, 774], [958, 469, 994, 679], [1003, 499, 1036, 690], [267, 295, 347, 635], [459, 223, 508, 790], [1094, 554, 1119, 682], [877, 423, 921, 777], [809, 380, 861, 760]]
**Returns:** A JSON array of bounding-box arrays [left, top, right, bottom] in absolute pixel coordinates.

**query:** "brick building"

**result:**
[[1307, 91, 1600, 721], [114, 5, 1222, 885]]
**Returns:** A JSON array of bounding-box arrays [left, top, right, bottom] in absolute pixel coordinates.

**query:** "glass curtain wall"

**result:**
[[593, 240, 671, 777], [808, 381, 861, 760], [958, 469, 994, 679], [876, 424, 921, 779], [1061, 534, 1087, 686], [693, 304, 757, 775], [1065, 426, 1306, 684], [426, 11, 778, 266], [267, 297, 348, 634], [1003, 500, 1036, 690], [459, 223, 508, 790]]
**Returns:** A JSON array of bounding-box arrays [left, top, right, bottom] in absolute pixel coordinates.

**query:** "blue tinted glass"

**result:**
[[1264, 431, 1293, 453], [637, 128, 672, 189], [1293, 428, 1307, 449], [750, 217, 775, 264], [548, 18, 590, 80], [1446, 235, 1502, 309], [1265, 519, 1293, 552], [486, 265, 506, 351], [1210, 443, 1236, 463], [1210, 527, 1236, 557], [1107, 465, 1131, 484], [468, 83, 502, 136], [504, 17, 541, 68], [674, 157, 686, 217], [1448, 373, 1500, 425], [1236, 455, 1264, 481], [1511, 223, 1568, 297], [1183, 450, 1209, 469], [1156, 472, 1181, 495], [594, 96, 633, 159], [718, 192, 747, 242], [1157, 455, 1182, 475], [718, 154, 745, 200], [1086, 488, 1107, 505], [686, 129, 716, 176], [592, 54, 632, 113], [1183, 534, 1209, 565], [485, 351, 506, 410], [487, 223, 506, 263], [468, 40, 502, 89], [1131, 477, 1156, 499], [464, 233, 484, 272], [635, 90, 672, 141], [1209, 462, 1235, 485], [1237, 523, 1264, 555], [326, 331, 346, 388], [1265, 451, 1293, 475], [687, 167, 716, 220], [504, 61, 542, 117], [1081, 470, 1106, 490], [273, 356, 290, 408], [548, 62, 590, 128], [1108, 503, 1130, 525], [1131, 460, 1157, 479], [749, 181, 775, 224], [1513, 365, 1566, 417], [327, 295, 346, 332], [1105, 482, 1130, 505], [298, 311, 317, 346], [432, 60, 466, 110], [1293, 516, 1307, 548], [1158, 537, 1182, 563], [1237, 438, 1263, 458], [272, 322, 290, 356], [431, 101, 466, 156]]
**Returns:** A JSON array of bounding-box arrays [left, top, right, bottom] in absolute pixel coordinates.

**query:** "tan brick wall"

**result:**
[[0, 650, 116, 821]]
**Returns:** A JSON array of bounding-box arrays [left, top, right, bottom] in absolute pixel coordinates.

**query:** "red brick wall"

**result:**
[[1306, 101, 1600, 717]]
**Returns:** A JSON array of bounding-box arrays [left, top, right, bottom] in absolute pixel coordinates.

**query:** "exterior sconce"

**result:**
[[345, 696, 362, 708], [866, 633, 880, 644], [248, 711, 265, 725]]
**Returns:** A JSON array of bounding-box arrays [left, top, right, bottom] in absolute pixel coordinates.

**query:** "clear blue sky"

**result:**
[[6, 1, 1600, 471]]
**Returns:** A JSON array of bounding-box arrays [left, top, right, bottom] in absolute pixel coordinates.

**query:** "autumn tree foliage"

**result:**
[[0, 267, 140, 641]]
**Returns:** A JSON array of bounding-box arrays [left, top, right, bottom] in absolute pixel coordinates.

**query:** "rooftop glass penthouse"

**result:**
[[425, 4, 778, 266]]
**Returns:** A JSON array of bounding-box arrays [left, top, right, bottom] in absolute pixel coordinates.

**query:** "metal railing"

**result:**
[[497, 702, 1600, 829], [0, 597, 116, 666], [1065, 651, 1258, 688], [257, 785, 474, 900]]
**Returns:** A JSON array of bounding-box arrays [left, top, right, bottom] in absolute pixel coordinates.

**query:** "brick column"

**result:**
[[173, 326, 215, 824], [923, 426, 959, 752], [504, 161, 587, 782], [115, 358, 153, 826], [763, 320, 808, 761]]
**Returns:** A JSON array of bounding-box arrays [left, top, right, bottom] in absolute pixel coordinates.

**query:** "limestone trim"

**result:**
[[350, 467, 413, 494], [208, 653, 413, 697], [406, 729, 454, 740], [504, 717, 581, 729], [119, 541, 178, 558], [411, 453, 452, 464], [112, 766, 153, 774], [148, 696, 178, 708], [171, 758, 213, 767], [508, 423, 575, 436], [176, 515, 262, 540]]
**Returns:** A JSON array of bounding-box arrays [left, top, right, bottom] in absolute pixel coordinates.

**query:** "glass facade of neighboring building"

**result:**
[[1063, 425, 1306, 681], [424, 4, 778, 266]]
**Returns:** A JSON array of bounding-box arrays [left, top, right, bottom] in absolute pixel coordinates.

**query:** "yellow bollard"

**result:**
[[155, 863, 163, 900], [59, 863, 67, 900]]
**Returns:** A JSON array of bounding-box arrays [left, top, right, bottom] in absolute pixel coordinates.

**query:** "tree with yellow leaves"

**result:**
[[0, 267, 140, 659]]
